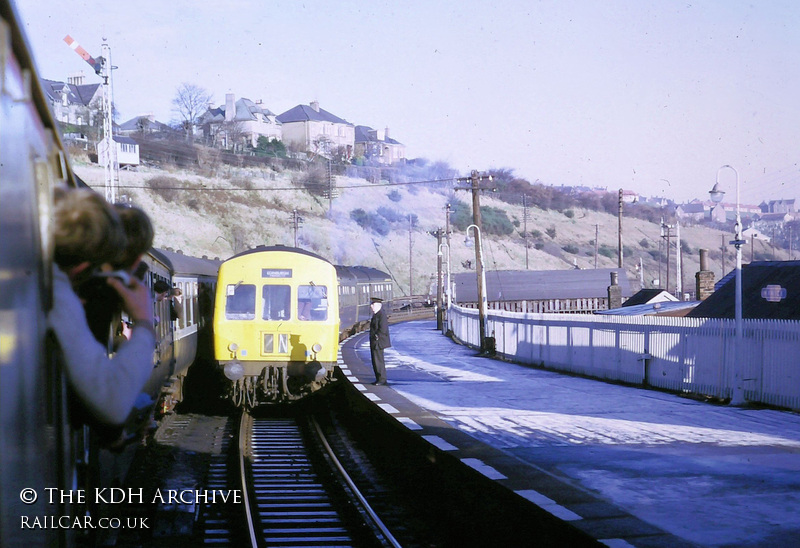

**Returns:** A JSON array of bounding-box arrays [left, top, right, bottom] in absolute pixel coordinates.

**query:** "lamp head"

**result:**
[[709, 182, 725, 203]]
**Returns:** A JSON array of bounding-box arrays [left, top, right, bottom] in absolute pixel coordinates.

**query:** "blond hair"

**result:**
[[52, 187, 127, 269]]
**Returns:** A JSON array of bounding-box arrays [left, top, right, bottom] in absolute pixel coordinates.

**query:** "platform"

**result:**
[[338, 320, 800, 548]]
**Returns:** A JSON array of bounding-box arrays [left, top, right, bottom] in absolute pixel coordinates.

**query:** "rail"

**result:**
[[448, 304, 800, 410]]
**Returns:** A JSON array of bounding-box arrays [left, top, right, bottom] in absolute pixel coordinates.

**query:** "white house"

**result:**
[[354, 125, 406, 165], [277, 101, 354, 160], [201, 94, 282, 149]]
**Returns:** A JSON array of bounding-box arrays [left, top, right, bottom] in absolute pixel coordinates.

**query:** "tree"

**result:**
[[172, 83, 213, 142]]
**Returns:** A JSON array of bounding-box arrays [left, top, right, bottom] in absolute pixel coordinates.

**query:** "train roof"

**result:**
[[336, 265, 392, 282], [227, 245, 332, 265], [454, 268, 634, 302], [155, 248, 222, 277]]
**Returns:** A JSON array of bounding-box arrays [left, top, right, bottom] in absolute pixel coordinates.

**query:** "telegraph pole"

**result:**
[[290, 209, 303, 247], [455, 170, 495, 353], [436, 228, 444, 330], [618, 188, 624, 268], [522, 194, 528, 270], [408, 215, 415, 296], [594, 224, 599, 269]]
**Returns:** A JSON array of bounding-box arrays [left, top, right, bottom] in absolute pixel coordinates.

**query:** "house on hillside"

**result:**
[[354, 126, 406, 165], [41, 72, 102, 137], [675, 202, 708, 222], [689, 261, 800, 320], [761, 199, 796, 214], [118, 114, 175, 139], [453, 268, 635, 313], [200, 94, 282, 150], [277, 101, 354, 161]]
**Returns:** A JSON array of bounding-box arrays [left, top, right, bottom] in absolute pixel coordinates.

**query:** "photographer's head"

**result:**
[[53, 186, 127, 279], [114, 203, 154, 271]]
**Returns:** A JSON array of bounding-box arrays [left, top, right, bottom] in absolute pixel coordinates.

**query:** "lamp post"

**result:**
[[438, 242, 451, 334], [466, 224, 488, 352], [709, 164, 746, 405]]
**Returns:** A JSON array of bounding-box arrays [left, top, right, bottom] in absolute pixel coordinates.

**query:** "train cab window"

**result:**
[[298, 285, 328, 321], [225, 284, 256, 320], [262, 285, 290, 321]]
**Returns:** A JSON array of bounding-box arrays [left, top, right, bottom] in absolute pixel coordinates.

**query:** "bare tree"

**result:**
[[220, 120, 247, 152], [172, 83, 213, 142]]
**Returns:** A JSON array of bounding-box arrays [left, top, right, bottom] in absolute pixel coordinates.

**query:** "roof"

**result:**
[[596, 300, 699, 316], [689, 260, 800, 320], [454, 268, 634, 302], [118, 115, 173, 133], [622, 289, 678, 307], [203, 97, 279, 124], [41, 78, 101, 107], [355, 125, 403, 145], [277, 104, 352, 125]]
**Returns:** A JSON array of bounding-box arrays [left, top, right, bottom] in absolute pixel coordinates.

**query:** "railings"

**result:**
[[448, 305, 800, 410]]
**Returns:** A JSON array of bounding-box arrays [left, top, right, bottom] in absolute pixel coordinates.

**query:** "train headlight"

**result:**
[[228, 342, 239, 353], [312, 343, 322, 354], [223, 360, 244, 381]]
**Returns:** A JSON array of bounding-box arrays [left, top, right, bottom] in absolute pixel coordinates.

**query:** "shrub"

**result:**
[[545, 227, 557, 239], [387, 190, 402, 202], [598, 245, 616, 259], [639, 238, 650, 248], [377, 206, 404, 223], [350, 208, 389, 236], [145, 175, 182, 203], [562, 244, 579, 254], [564, 209, 575, 218]]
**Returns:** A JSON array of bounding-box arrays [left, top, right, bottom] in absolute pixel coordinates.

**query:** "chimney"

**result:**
[[310, 100, 320, 112], [607, 271, 622, 309], [67, 71, 85, 86], [695, 248, 715, 300], [384, 126, 390, 140], [225, 93, 235, 122]]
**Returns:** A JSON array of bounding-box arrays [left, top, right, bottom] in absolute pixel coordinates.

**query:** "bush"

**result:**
[[639, 238, 650, 248], [377, 206, 404, 223], [564, 209, 575, 219], [350, 208, 389, 236], [562, 244, 579, 254], [598, 245, 616, 259], [546, 227, 557, 239], [145, 175, 183, 203], [387, 190, 402, 202]]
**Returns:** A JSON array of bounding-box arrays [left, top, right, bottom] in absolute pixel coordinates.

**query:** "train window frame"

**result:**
[[298, 284, 328, 322], [261, 284, 291, 321], [225, 283, 256, 320]]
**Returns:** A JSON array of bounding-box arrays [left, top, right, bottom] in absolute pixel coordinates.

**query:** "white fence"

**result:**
[[448, 305, 800, 410]]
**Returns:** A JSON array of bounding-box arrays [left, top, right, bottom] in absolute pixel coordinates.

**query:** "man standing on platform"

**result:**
[[369, 297, 391, 385]]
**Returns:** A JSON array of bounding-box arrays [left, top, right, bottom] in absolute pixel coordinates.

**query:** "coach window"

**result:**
[[262, 285, 290, 321], [225, 284, 256, 320], [298, 284, 328, 321]]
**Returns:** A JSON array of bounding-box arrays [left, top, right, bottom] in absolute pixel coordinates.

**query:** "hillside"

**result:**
[[72, 157, 790, 299]]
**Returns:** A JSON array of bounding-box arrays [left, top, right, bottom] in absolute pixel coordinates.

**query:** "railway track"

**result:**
[[239, 410, 399, 547]]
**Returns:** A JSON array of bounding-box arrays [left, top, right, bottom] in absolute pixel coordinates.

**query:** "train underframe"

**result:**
[[224, 361, 336, 407]]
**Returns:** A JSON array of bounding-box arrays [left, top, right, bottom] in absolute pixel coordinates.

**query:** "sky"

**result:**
[[13, 0, 800, 205]]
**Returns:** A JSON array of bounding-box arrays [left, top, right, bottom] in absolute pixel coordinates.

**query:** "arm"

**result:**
[[48, 268, 156, 425]]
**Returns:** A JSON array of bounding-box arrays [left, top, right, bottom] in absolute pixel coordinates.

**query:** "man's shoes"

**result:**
[[372, 380, 387, 386]]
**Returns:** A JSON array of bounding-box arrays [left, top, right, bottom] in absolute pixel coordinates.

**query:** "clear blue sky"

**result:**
[[15, 0, 800, 205]]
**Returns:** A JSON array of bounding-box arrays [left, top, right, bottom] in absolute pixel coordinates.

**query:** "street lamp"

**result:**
[[709, 164, 746, 405], [465, 224, 488, 352], [438, 243, 451, 334]]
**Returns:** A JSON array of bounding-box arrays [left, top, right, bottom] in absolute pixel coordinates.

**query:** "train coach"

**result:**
[[213, 245, 393, 406], [0, 2, 221, 542]]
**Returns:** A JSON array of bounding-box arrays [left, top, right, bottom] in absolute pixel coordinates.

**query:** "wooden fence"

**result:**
[[448, 305, 800, 410]]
